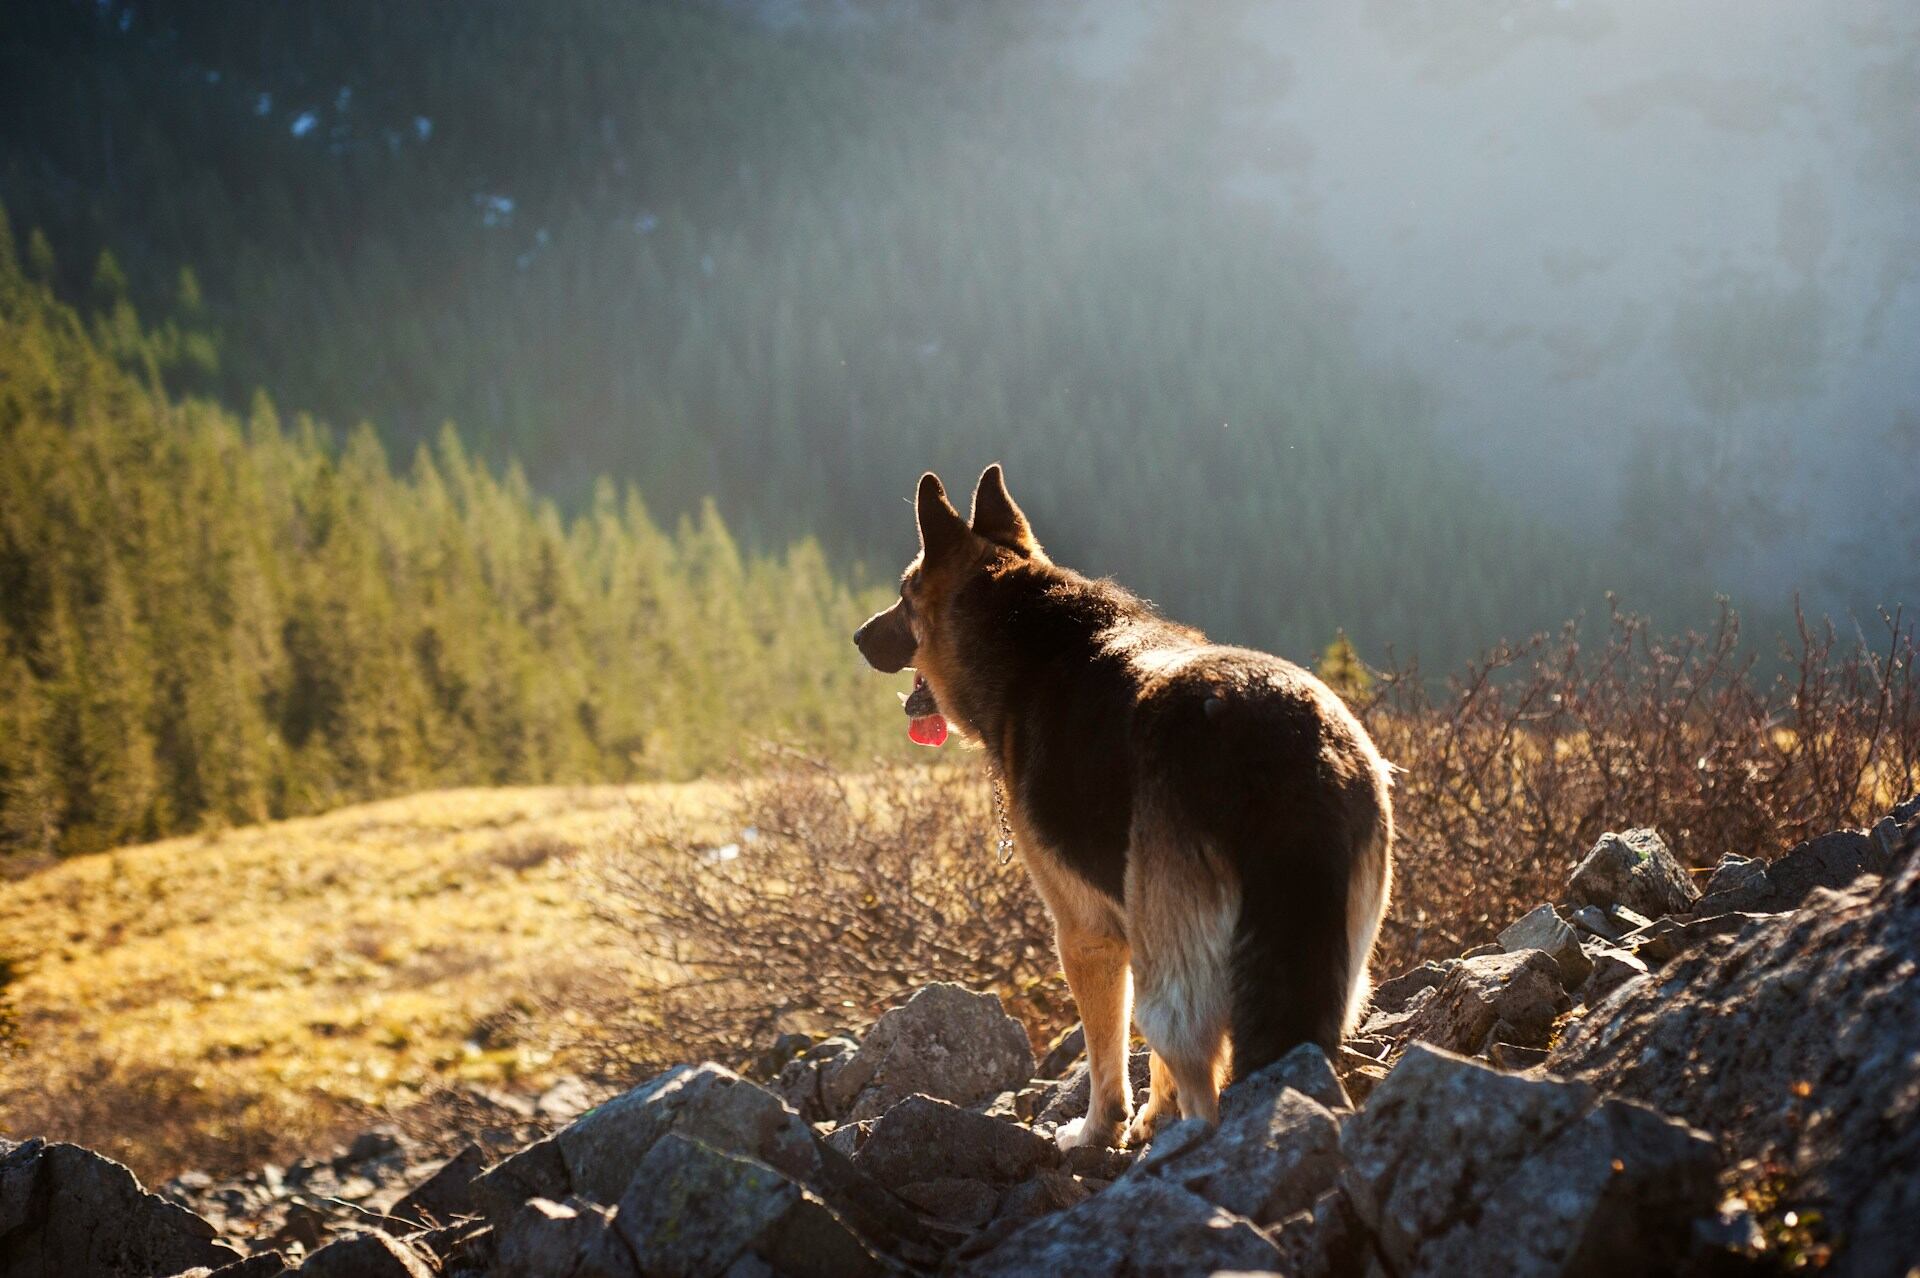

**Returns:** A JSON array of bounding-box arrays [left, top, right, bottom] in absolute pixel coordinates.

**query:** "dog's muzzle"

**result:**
[[853, 602, 917, 674]]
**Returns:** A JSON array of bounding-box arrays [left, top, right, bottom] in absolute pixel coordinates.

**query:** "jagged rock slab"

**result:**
[[1341, 1045, 1716, 1277], [853, 1094, 1060, 1186], [387, 1143, 485, 1229], [1550, 847, 1920, 1276], [820, 983, 1035, 1122], [0, 1138, 240, 1278], [493, 1197, 630, 1278], [1124, 1085, 1343, 1226], [1218, 1042, 1351, 1118], [1570, 827, 1699, 917], [957, 1174, 1283, 1276], [1696, 823, 1905, 915], [472, 1062, 931, 1261], [771, 1034, 858, 1125], [1498, 904, 1593, 987], [616, 1133, 884, 1278], [1398, 949, 1569, 1055]]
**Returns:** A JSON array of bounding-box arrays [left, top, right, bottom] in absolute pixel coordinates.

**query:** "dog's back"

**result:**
[[1126, 645, 1393, 1076]]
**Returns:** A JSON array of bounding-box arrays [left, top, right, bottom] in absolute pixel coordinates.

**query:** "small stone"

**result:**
[[1368, 961, 1456, 1015], [492, 1196, 629, 1278], [1497, 904, 1593, 988], [1062, 1144, 1133, 1180], [1568, 905, 1620, 941], [994, 1169, 1088, 1222], [388, 1143, 485, 1229], [1581, 945, 1650, 1003], [1485, 1041, 1548, 1070]]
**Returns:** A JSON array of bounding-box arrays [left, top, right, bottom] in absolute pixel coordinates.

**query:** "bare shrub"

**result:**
[[582, 755, 1060, 1079], [1358, 602, 1918, 973], [582, 605, 1916, 1074]]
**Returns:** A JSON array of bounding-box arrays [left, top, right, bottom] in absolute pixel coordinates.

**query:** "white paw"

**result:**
[[1054, 1114, 1122, 1152], [1123, 1107, 1164, 1148]]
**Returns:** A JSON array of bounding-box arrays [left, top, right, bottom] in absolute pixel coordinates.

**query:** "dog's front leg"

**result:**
[[1124, 1050, 1179, 1147], [1052, 926, 1133, 1151]]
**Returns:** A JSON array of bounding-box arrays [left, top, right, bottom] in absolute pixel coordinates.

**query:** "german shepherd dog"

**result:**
[[854, 466, 1393, 1149]]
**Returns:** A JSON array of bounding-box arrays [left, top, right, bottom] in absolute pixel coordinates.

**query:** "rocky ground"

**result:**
[[2, 794, 1915, 1277]]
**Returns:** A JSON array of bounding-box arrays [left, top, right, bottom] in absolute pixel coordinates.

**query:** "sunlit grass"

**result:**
[[0, 783, 734, 1178]]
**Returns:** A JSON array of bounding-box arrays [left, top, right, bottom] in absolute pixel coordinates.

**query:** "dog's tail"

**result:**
[[1226, 798, 1385, 1077]]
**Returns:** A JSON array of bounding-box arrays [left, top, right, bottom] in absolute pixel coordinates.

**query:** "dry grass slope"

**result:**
[[0, 783, 731, 1179]]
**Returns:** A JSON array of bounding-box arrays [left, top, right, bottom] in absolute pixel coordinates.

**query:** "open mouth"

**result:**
[[900, 673, 948, 747]]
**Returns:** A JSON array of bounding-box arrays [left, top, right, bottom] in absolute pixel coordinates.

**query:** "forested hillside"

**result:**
[[0, 208, 896, 857], [0, 0, 1676, 668]]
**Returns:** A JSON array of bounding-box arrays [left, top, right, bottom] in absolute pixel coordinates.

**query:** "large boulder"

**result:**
[[957, 1174, 1283, 1276], [472, 1062, 933, 1261], [1122, 1085, 1343, 1227], [1341, 1045, 1717, 1277], [1569, 828, 1699, 918], [1550, 844, 1920, 1276], [1398, 949, 1570, 1055], [0, 1138, 240, 1278], [821, 983, 1036, 1122], [1695, 818, 1910, 915]]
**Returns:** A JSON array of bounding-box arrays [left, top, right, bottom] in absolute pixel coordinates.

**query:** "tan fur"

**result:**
[[1124, 807, 1239, 1126]]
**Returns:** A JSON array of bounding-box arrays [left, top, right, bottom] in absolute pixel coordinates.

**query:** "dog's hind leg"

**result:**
[[1124, 1050, 1179, 1147], [1126, 817, 1238, 1127]]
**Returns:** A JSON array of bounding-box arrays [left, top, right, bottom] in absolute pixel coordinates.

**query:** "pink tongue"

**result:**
[[908, 714, 948, 747]]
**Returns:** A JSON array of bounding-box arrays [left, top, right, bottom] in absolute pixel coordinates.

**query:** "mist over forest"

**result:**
[[3, 0, 1914, 670]]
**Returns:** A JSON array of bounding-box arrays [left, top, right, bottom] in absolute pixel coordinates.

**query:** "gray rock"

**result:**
[[957, 1175, 1283, 1276], [821, 984, 1035, 1122], [1484, 1041, 1548, 1070], [1220, 1042, 1351, 1118], [1367, 961, 1455, 1015], [1032, 1048, 1152, 1129], [821, 1120, 871, 1159], [389, 1143, 485, 1229], [1037, 1023, 1086, 1079], [294, 1230, 437, 1278], [0, 1139, 240, 1278], [1498, 905, 1593, 988], [493, 1197, 631, 1278], [854, 1095, 1060, 1186], [994, 1169, 1088, 1223], [771, 1035, 858, 1124], [1566, 905, 1620, 942], [1703, 852, 1768, 898], [616, 1133, 885, 1278], [1341, 1045, 1715, 1277], [1551, 845, 1920, 1277], [1570, 828, 1699, 918], [1124, 1085, 1343, 1226], [1398, 949, 1570, 1055], [473, 1062, 931, 1262], [895, 1177, 999, 1228], [1579, 944, 1649, 1003], [1061, 1144, 1134, 1180], [1697, 827, 1897, 916]]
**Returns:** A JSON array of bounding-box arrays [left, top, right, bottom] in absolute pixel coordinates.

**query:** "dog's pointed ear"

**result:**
[[916, 472, 968, 558], [970, 463, 1038, 555]]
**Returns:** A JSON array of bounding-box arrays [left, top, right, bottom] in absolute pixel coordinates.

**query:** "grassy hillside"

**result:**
[[0, 783, 726, 1177]]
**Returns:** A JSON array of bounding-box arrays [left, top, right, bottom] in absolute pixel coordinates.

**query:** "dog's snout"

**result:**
[[851, 621, 868, 648]]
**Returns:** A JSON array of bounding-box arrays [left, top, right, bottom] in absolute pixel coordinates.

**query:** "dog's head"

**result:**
[[852, 465, 1041, 724]]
